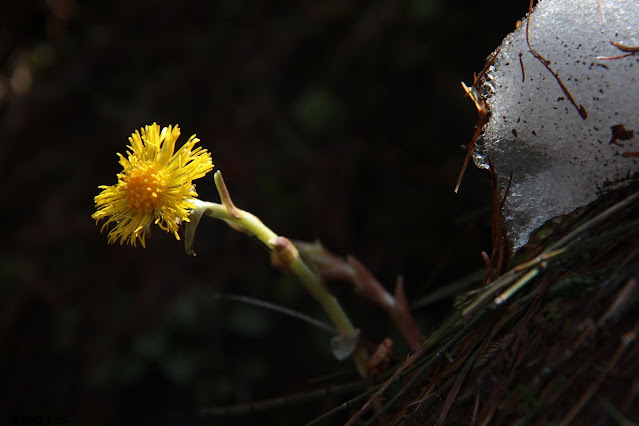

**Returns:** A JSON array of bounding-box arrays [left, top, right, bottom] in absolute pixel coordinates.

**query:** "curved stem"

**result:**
[[188, 172, 369, 377]]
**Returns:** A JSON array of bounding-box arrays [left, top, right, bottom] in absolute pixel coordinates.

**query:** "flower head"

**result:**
[[93, 123, 213, 247]]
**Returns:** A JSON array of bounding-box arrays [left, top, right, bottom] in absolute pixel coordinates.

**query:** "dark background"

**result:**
[[1, 1, 527, 424]]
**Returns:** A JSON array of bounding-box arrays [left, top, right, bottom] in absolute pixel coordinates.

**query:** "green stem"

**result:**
[[288, 255, 355, 337], [188, 172, 369, 377]]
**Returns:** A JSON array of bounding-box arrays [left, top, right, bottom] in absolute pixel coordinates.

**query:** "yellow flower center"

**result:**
[[122, 162, 167, 213]]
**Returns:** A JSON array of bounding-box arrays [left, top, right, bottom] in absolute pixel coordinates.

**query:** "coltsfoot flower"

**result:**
[[93, 123, 213, 247]]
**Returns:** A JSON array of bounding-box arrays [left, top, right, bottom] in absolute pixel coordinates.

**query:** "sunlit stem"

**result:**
[[189, 171, 369, 377]]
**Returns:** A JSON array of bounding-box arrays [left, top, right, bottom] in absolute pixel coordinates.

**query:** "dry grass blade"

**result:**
[[313, 185, 639, 425]]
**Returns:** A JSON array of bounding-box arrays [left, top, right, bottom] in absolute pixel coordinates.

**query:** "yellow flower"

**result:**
[[93, 123, 213, 247]]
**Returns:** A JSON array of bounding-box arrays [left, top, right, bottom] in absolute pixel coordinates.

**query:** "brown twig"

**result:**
[[454, 50, 496, 194], [454, 112, 488, 194], [295, 241, 424, 351], [483, 159, 512, 284], [525, 0, 587, 119]]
